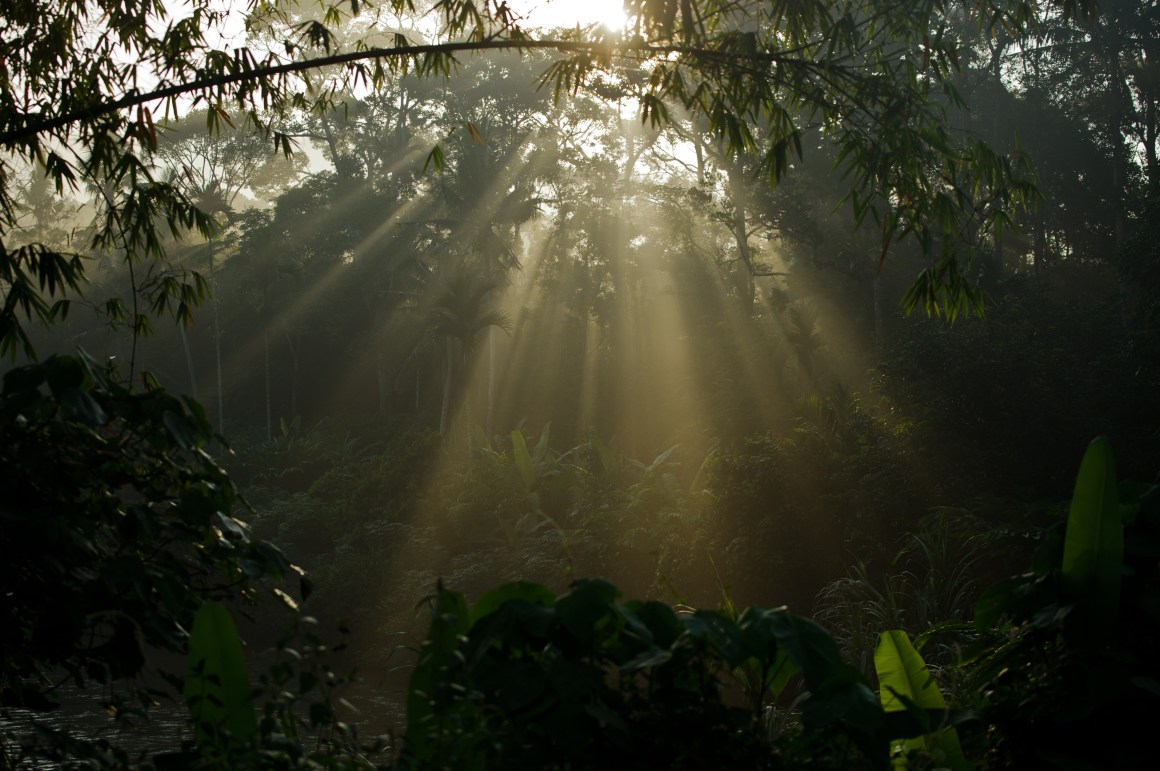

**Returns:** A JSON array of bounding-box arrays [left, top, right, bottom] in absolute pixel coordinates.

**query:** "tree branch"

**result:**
[[1, 38, 836, 147]]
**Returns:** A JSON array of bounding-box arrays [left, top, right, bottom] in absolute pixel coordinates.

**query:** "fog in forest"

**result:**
[[3, 1, 1159, 766]]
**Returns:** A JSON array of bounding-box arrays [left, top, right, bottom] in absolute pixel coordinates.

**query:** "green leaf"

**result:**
[[875, 629, 969, 770], [974, 574, 1036, 630], [184, 601, 257, 754], [1060, 437, 1122, 649], [423, 144, 444, 173], [58, 386, 107, 426], [555, 579, 620, 645], [590, 432, 617, 473], [619, 646, 672, 673], [765, 612, 882, 736], [404, 583, 471, 761], [470, 581, 555, 625], [471, 423, 492, 451], [42, 356, 108, 425], [736, 606, 798, 697], [626, 600, 682, 648], [532, 422, 551, 464], [511, 429, 535, 493], [163, 410, 197, 450]]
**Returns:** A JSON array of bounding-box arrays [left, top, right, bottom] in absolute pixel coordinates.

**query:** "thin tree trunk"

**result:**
[[264, 330, 272, 442], [992, 34, 1005, 268], [285, 328, 301, 418], [487, 325, 495, 435], [727, 163, 756, 310], [1146, 94, 1158, 190], [1108, 44, 1133, 328], [377, 347, 389, 416], [321, 114, 344, 177], [439, 340, 455, 435], [178, 322, 199, 400], [695, 135, 705, 185], [208, 238, 224, 433], [873, 270, 884, 364]]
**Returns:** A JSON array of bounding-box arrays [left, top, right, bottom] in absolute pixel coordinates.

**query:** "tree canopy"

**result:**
[[1, 0, 1098, 361]]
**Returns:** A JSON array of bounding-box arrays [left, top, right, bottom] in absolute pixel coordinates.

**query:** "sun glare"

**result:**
[[515, 0, 629, 31]]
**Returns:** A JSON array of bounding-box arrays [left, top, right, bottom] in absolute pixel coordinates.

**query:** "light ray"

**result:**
[[512, 0, 629, 31]]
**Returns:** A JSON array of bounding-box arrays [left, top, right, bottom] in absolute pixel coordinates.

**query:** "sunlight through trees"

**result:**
[[4, 1, 1159, 768]]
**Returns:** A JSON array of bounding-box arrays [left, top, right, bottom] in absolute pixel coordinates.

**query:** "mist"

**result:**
[[4, 1, 1159, 766]]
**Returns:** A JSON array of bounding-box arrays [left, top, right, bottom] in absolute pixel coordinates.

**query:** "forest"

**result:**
[[1, 0, 1158, 768]]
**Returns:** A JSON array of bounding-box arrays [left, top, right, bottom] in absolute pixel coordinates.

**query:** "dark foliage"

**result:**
[[0, 353, 291, 715]]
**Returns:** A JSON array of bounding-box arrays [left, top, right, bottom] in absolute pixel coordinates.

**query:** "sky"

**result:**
[[510, 0, 629, 31]]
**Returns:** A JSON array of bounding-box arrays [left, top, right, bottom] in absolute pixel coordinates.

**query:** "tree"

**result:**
[[154, 111, 302, 429], [2, 0, 1080, 364], [428, 55, 556, 432], [0, 0, 1111, 763], [425, 268, 511, 435]]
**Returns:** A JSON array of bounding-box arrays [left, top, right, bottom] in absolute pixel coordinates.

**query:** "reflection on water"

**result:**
[[1, 693, 189, 764], [1, 684, 406, 762]]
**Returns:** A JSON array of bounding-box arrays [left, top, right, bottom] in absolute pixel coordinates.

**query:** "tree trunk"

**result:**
[[264, 330, 272, 442], [439, 340, 455, 436], [285, 328, 301, 419], [1106, 38, 1133, 328], [992, 32, 1006, 268], [727, 162, 756, 310], [321, 114, 344, 177], [178, 322, 199, 400], [487, 325, 495, 435], [873, 269, 884, 365], [377, 346, 389, 416], [1146, 93, 1158, 190], [208, 238, 224, 433]]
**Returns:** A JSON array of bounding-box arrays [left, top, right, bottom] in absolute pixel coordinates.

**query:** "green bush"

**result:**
[[395, 578, 959, 771]]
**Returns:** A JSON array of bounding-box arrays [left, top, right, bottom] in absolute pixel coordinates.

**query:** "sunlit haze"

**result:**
[[513, 0, 629, 31], [8, 1, 1158, 765]]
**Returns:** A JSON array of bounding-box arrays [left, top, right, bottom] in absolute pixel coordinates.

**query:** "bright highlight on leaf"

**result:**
[[875, 630, 969, 771]]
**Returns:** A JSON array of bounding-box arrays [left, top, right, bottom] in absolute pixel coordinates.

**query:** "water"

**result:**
[[1, 685, 406, 764]]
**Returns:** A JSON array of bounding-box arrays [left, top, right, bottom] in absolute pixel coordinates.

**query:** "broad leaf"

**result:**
[[470, 580, 555, 624], [1060, 437, 1122, 649], [875, 630, 969, 770], [184, 601, 257, 754], [532, 422, 551, 463], [404, 584, 471, 761], [555, 579, 620, 645], [511, 429, 535, 493], [471, 423, 492, 452], [590, 432, 617, 473], [767, 612, 883, 736]]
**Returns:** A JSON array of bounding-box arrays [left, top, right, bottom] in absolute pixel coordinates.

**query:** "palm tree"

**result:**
[[426, 270, 512, 436]]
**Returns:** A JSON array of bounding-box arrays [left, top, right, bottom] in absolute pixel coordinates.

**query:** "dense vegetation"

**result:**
[[2, 0, 1158, 768]]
